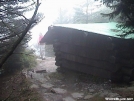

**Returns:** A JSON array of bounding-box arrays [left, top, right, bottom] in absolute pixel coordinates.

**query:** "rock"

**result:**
[[27, 69, 35, 72], [89, 89, 95, 93], [71, 92, 84, 99], [127, 87, 134, 91], [30, 84, 39, 89], [84, 93, 98, 100], [43, 93, 63, 101], [46, 76, 50, 80], [84, 94, 94, 99], [41, 83, 54, 89], [61, 85, 66, 87], [51, 88, 67, 94], [99, 91, 109, 97], [81, 89, 84, 92], [99, 89, 104, 92], [63, 97, 76, 101], [113, 87, 134, 92], [108, 93, 120, 97], [37, 78, 47, 83]]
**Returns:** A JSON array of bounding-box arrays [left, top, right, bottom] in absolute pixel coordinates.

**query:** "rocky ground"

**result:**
[[0, 71, 43, 101], [26, 57, 134, 101]]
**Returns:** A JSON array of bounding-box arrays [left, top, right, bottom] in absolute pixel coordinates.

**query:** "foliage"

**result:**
[[102, 0, 134, 37], [0, 0, 41, 72], [73, 7, 87, 23], [0, 0, 34, 61], [73, 0, 115, 23], [54, 0, 118, 24], [3, 48, 37, 73], [54, 8, 73, 24]]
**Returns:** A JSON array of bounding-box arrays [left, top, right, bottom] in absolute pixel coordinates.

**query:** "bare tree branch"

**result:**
[[0, 0, 40, 68]]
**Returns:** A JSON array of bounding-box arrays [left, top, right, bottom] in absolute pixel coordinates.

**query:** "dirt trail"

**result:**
[[27, 57, 134, 101]]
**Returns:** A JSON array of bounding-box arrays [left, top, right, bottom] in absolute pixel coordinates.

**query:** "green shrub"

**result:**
[[2, 48, 37, 74]]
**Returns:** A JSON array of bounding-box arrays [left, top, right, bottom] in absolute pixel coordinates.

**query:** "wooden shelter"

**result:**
[[40, 23, 134, 82]]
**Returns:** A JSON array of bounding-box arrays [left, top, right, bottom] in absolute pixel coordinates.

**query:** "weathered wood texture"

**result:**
[[41, 26, 134, 82]]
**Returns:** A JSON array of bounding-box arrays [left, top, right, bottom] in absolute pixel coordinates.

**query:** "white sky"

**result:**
[[28, 0, 81, 47], [28, 0, 102, 48]]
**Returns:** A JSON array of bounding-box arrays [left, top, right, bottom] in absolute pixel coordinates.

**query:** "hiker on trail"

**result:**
[[38, 33, 45, 60]]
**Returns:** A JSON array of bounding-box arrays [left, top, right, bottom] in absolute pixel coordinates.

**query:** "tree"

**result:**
[[0, 0, 41, 70], [73, 0, 94, 24], [73, 7, 88, 23], [73, 0, 121, 24], [54, 8, 73, 24], [102, 0, 134, 37]]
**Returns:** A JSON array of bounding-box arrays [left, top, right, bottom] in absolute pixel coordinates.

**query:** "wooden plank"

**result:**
[[60, 53, 119, 72], [116, 52, 134, 59], [113, 38, 134, 50], [55, 61, 61, 66], [43, 26, 134, 82], [53, 28, 115, 50], [117, 58, 134, 68], [111, 72, 123, 82], [122, 75, 131, 82], [53, 42, 61, 48], [42, 26, 134, 52], [131, 69, 134, 80], [59, 43, 116, 62], [60, 59, 112, 79], [59, 36, 114, 50], [122, 68, 134, 76]]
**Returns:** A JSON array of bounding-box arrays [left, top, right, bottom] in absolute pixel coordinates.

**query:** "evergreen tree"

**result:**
[[103, 0, 134, 37], [0, 0, 41, 71], [73, 7, 87, 23], [73, 0, 117, 23], [54, 8, 73, 24], [73, 0, 94, 24]]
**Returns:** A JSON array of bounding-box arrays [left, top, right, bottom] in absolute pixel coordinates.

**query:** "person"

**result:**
[[38, 33, 45, 60], [38, 33, 43, 44]]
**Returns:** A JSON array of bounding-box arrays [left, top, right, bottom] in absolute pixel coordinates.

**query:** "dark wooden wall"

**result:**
[[41, 26, 134, 82]]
